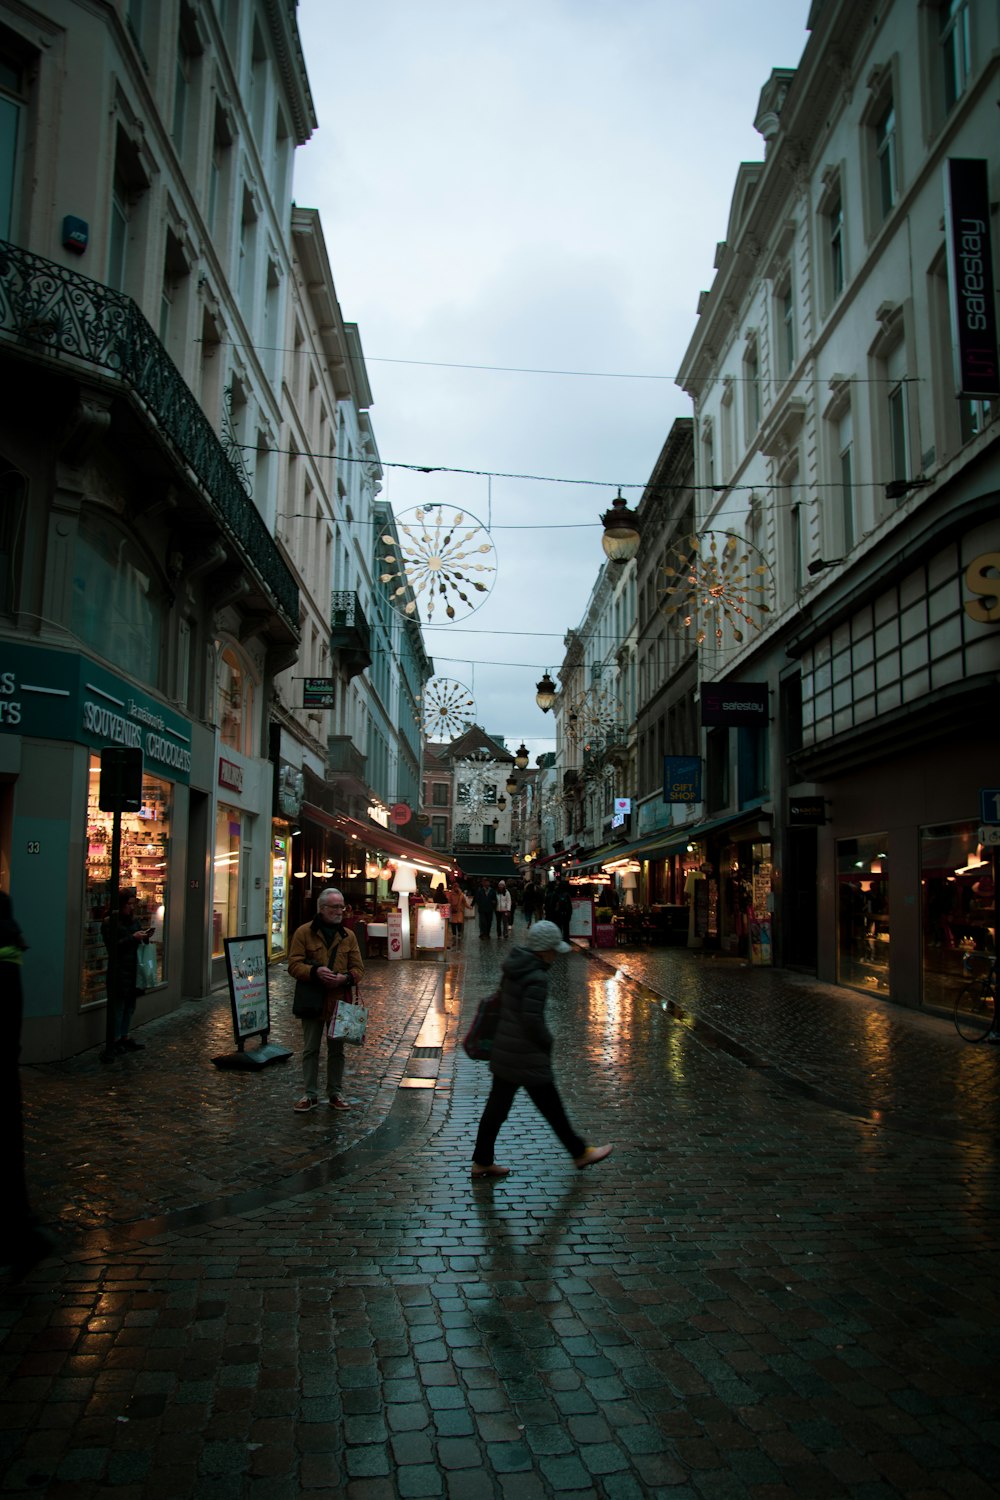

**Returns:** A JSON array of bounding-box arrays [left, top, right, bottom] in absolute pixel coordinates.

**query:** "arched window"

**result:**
[[71, 513, 161, 683], [217, 643, 256, 755]]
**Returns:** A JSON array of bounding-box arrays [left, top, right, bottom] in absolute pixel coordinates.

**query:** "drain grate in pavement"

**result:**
[[411, 1046, 442, 1058]]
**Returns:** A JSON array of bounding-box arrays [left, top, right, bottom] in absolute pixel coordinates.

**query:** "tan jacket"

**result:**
[[288, 917, 365, 1021]]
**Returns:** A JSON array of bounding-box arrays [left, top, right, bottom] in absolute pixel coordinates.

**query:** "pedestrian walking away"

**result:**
[[447, 879, 466, 945], [101, 889, 153, 1060], [521, 879, 538, 928], [474, 876, 497, 940], [471, 920, 612, 1178], [288, 887, 365, 1112], [495, 879, 512, 938]]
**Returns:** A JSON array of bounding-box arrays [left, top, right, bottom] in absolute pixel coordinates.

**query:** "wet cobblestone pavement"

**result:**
[[2, 922, 998, 1498]]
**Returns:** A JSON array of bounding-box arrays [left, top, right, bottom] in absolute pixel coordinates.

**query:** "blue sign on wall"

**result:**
[[663, 756, 702, 804]]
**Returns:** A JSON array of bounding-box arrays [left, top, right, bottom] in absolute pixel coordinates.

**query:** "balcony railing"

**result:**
[[326, 735, 367, 782], [330, 590, 372, 677], [0, 238, 298, 630]]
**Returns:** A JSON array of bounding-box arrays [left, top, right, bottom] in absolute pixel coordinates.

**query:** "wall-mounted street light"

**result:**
[[535, 671, 557, 712], [600, 489, 641, 563], [514, 742, 529, 769]]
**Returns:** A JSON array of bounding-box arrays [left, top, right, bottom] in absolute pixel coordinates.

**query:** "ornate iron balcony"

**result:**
[[0, 238, 298, 631], [330, 590, 372, 677]]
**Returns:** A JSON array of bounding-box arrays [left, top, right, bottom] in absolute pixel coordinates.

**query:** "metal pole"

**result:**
[[101, 806, 122, 1063]]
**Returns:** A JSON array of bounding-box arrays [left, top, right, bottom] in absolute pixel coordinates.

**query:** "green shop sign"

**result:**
[[0, 643, 192, 784]]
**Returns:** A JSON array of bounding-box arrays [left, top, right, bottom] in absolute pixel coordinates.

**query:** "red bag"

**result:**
[[461, 987, 502, 1061]]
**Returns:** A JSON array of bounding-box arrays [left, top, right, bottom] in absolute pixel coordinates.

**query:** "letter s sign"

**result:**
[[964, 551, 1000, 624]]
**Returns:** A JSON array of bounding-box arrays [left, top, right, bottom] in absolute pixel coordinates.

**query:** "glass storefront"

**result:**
[[213, 803, 241, 958], [83, 752, 171, 1006], [270, 829, 289, 957], [837, 833, 889, 992], [921, 822, 996, 1012]]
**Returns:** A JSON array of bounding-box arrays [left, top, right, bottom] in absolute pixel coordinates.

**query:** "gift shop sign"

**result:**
[[0, 642, 192, 782]]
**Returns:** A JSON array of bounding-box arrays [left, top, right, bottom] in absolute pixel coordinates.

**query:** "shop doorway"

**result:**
[[784, 826, 818, 971]]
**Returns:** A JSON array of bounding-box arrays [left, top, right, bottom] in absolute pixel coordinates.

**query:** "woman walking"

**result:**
[[470, 921, 612, 1179], [447, 880, 466, 945], [494, 880, 512, 938]]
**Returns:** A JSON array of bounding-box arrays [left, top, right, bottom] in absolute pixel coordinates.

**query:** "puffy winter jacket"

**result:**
[[489, 945, 555, 1085]]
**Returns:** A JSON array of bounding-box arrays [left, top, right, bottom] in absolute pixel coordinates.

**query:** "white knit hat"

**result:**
[[524, 920, 571, 954]]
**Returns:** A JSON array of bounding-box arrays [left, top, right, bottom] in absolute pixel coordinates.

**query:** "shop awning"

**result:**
[[300, 804, 457, 875], [530, 845, 580, 868], [455, 853, 521, 880]]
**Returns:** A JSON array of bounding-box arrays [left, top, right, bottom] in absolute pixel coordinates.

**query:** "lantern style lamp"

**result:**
[[535, 672, 557, 713], [514, 742, 529, 769], [600, 489, 641, 563], [391, 861, 418, 958], [497, 795, 507, 811], [505, 774, 518, 796]]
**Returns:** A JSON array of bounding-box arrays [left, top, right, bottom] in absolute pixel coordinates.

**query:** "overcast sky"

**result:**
[[293, 0, 811, 771]]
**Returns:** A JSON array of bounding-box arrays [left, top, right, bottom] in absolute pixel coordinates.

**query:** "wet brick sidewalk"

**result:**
[[2, 921, 998, 1498]]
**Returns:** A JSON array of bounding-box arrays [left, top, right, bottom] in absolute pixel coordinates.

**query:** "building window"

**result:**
[[780, 460, 804, 598], [959, 398, 993, 445], [208, 103, 232, 238], [71, 514, 161, 683], [217, 644, 255, 755], [939, 0, 970, 113], [431, 817, 448, 849], [482, 823, 496, 846], [107, 125, 149, 296], [837, 406, 855, 553], [738, 725, 769, 804], [743, 337, 761, 439], [886, 346, 909, 489], [0, 464, 26, 614], [0, 48, 26, 243], [431, 782, 449, 806], [820, 177, 845, 307], [775, 274, 795, 379], [701, 419, 715, 490], [874, 97, 897, 220]]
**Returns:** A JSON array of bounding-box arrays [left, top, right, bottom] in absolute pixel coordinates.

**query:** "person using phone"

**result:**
[[100, 890, 149, 1058]]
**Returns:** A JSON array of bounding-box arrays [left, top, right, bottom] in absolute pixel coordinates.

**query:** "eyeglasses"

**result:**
[[320, 903, 345, 912]]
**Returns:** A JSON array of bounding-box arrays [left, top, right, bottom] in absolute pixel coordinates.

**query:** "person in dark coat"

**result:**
[[470, 920, 612, 1179], [0, 891, 55, 1278], [549, 878, 573, 942], [473, 877, 497, 940], [521, 880, 538, 928], [101, 890, 154, 1060]]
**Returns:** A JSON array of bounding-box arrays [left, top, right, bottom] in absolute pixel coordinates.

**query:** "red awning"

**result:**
[[300, 804, 457, 875], [530, 845, 580, 868]]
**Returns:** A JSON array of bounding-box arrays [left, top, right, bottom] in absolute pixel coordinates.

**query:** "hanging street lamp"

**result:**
[[600, 489, 641, 563], [535, 671, 557, 712], [505, 774, 518, 796], [514, 742, 529, 769]]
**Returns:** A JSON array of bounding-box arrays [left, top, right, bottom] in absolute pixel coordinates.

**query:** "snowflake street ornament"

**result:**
[[660, 532, 771, 646], [420, 678, 476, 740], [455, 756, 495, 826], [564, 685, 620, 744], [380, 506, 496, 622]]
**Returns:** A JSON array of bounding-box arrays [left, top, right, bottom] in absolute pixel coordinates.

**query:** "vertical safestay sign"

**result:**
[[944, 158, 1000, 399]]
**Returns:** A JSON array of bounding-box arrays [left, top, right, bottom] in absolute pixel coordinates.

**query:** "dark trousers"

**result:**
[[473, 1076, 585, 1165]]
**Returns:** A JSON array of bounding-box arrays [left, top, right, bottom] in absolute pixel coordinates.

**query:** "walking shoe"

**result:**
[[293, 1095, 319, 1112], [121, 1038, 145, 1052], [574, 1144, 613, 1170], [471, 1163, 510, 1179], [328, 1096, 353, 1111]]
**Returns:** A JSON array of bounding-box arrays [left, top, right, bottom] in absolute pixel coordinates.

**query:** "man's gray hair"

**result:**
[[317, 887, 345, 906]]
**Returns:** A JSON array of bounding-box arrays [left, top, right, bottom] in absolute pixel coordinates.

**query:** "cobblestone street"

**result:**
[[2, 921, 998, 1498]]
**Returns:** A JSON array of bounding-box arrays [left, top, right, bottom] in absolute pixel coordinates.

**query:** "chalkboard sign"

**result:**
[[213, 937, 292, 1071]]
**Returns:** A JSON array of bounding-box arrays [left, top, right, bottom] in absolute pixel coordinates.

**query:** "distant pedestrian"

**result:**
[[549, 878, 572, 943], [521, 880, 539, 927], [470, 921, 612, 1179], [447, 880, 466, 945], [495, 881, 512, 938], [101, 890, 154, 1060], [0, 891, 55, 1280], [474, 877, 497, 940], [288, 887, 365, 1113]]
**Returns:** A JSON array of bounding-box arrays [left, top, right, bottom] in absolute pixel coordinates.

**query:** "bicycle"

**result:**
[[953, 955, 998, 1043]]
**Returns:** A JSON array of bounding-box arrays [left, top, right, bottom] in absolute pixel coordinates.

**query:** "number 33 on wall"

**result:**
[[26, 842, 40, 854]]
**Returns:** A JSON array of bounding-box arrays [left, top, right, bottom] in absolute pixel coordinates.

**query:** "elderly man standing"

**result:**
[[288, 887, 364, 1113]]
